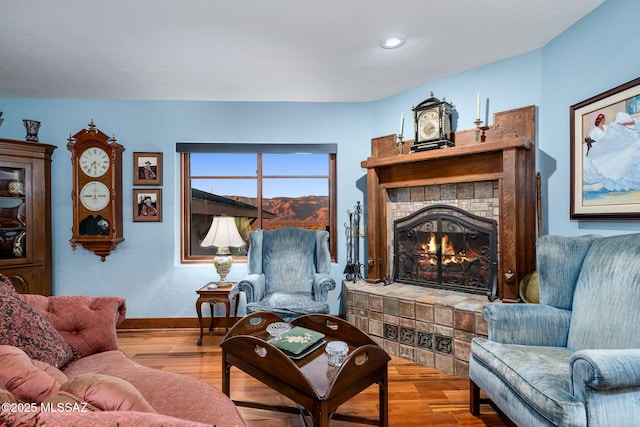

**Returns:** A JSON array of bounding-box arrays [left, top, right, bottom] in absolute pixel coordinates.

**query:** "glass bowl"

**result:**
[[266, 322, 291, 338], [325, 341, 349, 366]]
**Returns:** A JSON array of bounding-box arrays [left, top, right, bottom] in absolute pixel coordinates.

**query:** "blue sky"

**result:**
[[190, 153, 329, 198]]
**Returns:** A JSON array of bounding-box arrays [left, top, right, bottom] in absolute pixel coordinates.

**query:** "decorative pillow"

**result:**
[[0, 382, 17, 404], [0, 345, 67, 403], [22, 294, 125, 357], [0, 275, 74, 369], [33, 360, 70, 385], [55, 374, 156, 413]]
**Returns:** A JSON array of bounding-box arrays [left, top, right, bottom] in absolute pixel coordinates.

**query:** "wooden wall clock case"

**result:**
[[68, 121, 124, 261]]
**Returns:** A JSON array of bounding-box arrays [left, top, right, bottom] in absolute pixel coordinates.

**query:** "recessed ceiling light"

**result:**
[[379, 34, 406, 49]]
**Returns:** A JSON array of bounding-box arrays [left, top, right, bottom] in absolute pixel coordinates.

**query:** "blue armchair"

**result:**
[[238, 227, 336, 322], [470, 233, 640, 427]]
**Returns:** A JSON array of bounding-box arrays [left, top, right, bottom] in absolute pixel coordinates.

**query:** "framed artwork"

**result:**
[[133, 152, 162, 186], [570, 76, 640, 219], [133, 189, 162, 222]]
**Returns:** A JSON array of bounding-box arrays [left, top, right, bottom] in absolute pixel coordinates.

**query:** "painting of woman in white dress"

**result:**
[[583, 110, 640, 196], [571, 77, 640, 219]]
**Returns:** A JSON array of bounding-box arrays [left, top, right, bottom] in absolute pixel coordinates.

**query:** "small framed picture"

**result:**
[[133, 189, 162, 222], [133, 152, 162, 186]]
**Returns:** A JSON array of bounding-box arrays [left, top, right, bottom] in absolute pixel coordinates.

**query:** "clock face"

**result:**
[[418, 110, 440, 141], [79, 147, 110, 177], [80, 181, 111, 212]]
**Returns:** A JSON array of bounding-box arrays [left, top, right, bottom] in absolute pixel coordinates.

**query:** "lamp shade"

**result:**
[[200, 216, 245, 249]]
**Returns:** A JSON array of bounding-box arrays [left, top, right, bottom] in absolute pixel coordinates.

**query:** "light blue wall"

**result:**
[[539, 0, 640, 235], [372, 49, 543, 148], [375, 0, 640, 238], [0, 100, 375, 317], [1, 0, 638, 318]]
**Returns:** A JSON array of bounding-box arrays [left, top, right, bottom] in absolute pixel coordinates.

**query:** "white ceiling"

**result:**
[[0, 0, 605, 102]]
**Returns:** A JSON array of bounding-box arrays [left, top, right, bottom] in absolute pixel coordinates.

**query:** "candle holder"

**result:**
[[474, 118, 490, 143], [396, 134, 404, 155]]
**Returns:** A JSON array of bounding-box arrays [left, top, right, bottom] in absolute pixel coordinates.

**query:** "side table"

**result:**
[[196, 283, 240, 346]]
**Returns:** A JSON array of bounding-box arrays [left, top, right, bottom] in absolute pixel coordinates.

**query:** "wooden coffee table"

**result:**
[[221, 312, 390, 427]]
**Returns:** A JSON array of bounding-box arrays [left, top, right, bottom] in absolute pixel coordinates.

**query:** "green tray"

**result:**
[[267, 326, 325, 355]]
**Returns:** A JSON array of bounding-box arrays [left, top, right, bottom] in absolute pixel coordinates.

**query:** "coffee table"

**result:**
[[221, 312, 390, 426]]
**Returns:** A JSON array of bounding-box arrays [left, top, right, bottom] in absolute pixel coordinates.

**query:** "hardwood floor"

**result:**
[[117, 328, 506, 427]]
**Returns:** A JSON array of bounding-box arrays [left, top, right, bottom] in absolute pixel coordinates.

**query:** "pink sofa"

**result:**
[[0, 280, 246, 427]]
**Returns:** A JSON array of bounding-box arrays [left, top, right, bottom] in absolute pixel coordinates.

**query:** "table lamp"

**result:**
[[200, 216, 245, 287]]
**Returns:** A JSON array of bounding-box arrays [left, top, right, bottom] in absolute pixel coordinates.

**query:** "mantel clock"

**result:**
[[67, 121, 124, 261], [412, 92, 455, 152]]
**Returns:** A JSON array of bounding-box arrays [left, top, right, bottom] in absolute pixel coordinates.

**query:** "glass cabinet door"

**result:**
[[0, 138, 55, 295], [0, 166, 27, 261]]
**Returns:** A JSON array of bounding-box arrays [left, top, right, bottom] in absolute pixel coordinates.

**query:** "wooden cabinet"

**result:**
[[0, 139, 56, 295]]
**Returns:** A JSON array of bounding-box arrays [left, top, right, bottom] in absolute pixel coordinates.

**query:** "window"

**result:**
[[178, 143, 337, 263]]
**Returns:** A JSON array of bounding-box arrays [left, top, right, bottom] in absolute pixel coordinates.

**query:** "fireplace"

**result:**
[[361, 105, 537, 302], [345, 106, 537, 377], [393, 204, 498, 300]]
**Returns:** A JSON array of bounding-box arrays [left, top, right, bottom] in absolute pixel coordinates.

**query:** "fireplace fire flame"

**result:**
[[418, 233, 471, 265], [392, 204, 498, 300]]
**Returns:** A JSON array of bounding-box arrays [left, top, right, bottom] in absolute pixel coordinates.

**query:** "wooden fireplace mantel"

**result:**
[[361, 105, 537, 302]]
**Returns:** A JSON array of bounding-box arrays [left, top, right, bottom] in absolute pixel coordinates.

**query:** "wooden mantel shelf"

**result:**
[[362, 105, 537, 302], [361, 136, 532, 169]]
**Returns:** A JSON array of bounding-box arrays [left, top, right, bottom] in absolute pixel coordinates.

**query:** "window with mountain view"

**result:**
[[178, 144, 336, 263]]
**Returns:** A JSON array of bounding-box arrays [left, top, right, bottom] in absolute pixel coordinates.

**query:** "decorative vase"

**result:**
[[23, 119, 41, 142], [8, 181, 24, 196]]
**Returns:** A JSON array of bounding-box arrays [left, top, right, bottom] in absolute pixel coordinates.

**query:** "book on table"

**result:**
[[267, 326, 325, 355]]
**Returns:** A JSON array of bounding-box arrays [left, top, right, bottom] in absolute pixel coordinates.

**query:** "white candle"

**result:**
[[399, 112, 404, 136], [476, 93, 481, 120]]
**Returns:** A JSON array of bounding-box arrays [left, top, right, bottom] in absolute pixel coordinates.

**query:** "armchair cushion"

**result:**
[[0, 277, 74, 369], [246, 292, 330, 319], [472, 338, 584, 426]]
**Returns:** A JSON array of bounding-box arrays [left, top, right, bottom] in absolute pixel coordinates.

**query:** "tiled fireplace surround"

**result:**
[[345, 279, 487, 378], [350, 106, 538, 378], [345, 181, 497, 378]]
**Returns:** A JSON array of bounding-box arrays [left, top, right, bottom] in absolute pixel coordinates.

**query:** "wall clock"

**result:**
[[412, 92, 455, 152], [67, 121, 124, 261]]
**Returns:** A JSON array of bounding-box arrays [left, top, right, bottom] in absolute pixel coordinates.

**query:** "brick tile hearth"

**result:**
[[344, 279, 492, 378]]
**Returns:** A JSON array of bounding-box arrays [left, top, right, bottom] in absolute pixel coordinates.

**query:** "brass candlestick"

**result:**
[[396, 134, 404, 155], [474, 119, 490, 143]]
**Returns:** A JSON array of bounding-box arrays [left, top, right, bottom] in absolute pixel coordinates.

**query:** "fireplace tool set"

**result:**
[[344, 201, 363, 282]]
